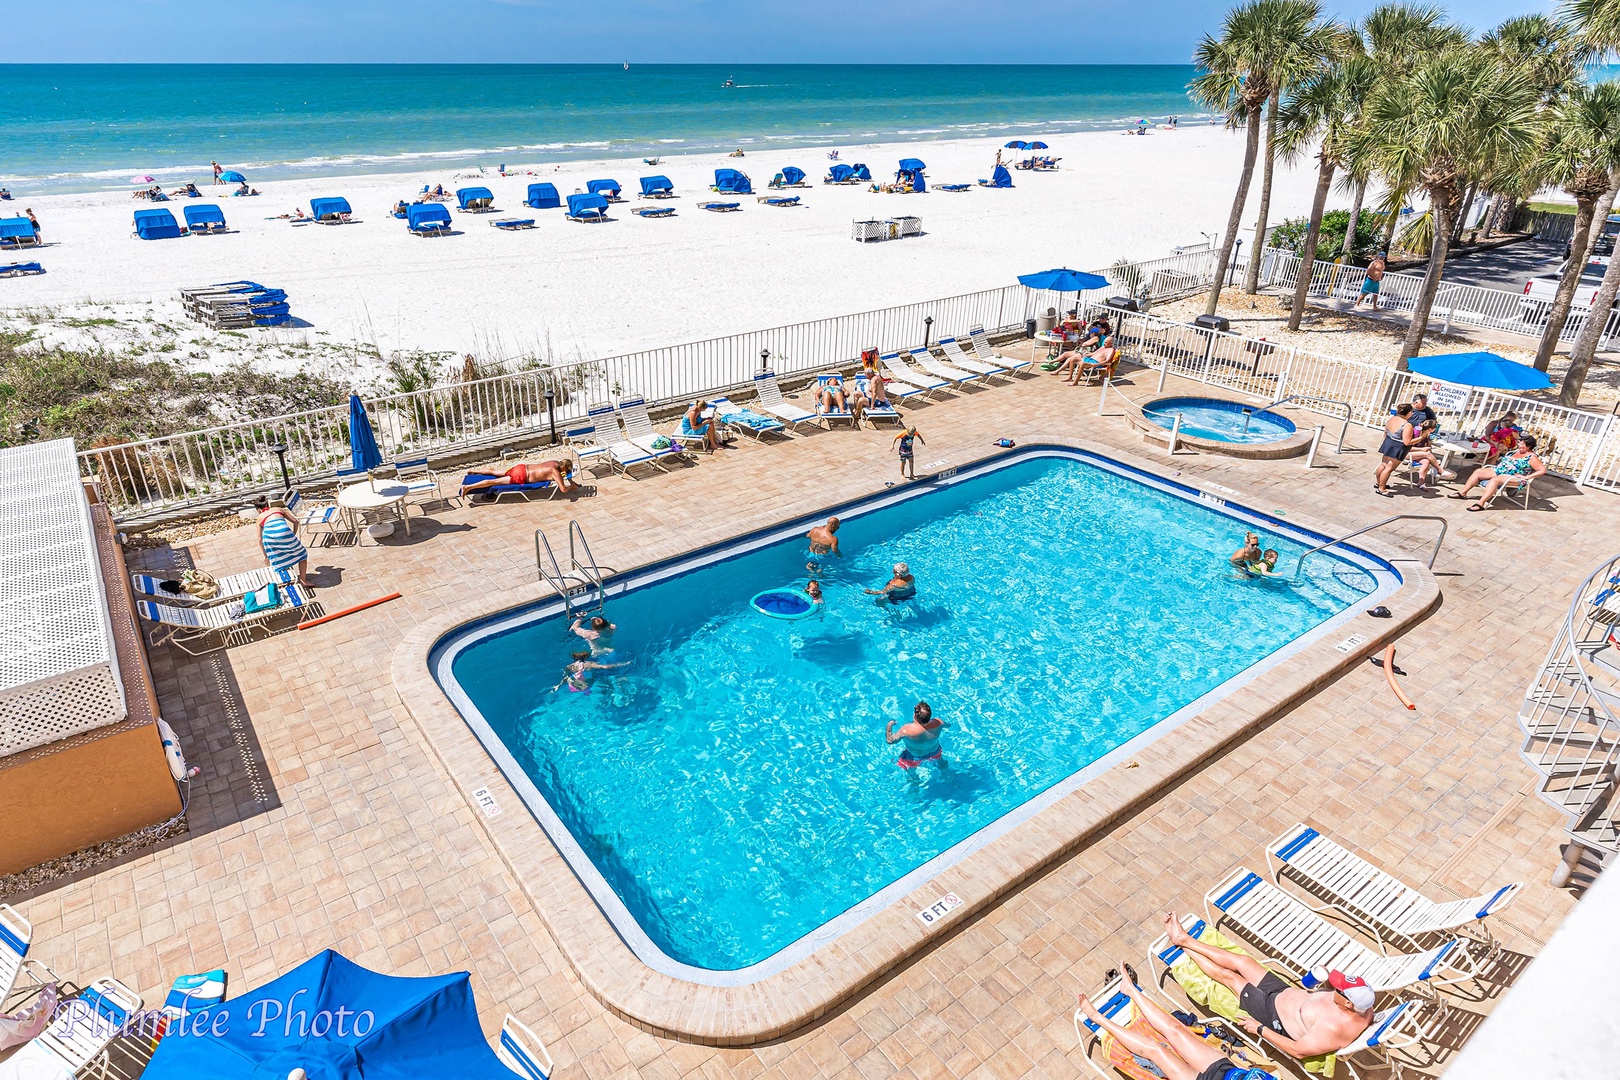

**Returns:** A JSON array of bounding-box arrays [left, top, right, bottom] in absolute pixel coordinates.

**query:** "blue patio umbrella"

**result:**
[[220, 170, 246, 183], [348, 393, 383, 471], [142, 950, 517, 1080], [1004, 140, 1030, 150], [1018, 268, 1111, 293], [1408, 351, 1553, 391], [1028, 141, 1049, 150]]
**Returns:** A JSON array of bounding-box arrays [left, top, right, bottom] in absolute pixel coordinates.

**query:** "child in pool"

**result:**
[[805, 580, 824, 604], [556, 650, 627, 693], [1246, 549, 1281, 576]]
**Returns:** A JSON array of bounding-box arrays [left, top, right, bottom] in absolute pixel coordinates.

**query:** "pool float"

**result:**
[[750, 588, 818, 620]]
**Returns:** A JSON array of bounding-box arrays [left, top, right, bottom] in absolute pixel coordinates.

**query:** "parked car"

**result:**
[[1521, 259, 1608, 326], [1564, 213, 1620, 261]]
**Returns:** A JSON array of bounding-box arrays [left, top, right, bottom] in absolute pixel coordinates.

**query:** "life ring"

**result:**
[[750, 588, 817, 620]]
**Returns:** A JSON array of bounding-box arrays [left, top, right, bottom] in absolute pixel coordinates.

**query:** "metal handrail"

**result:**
[[534, 529, 577, 623], [1266, 394, 1351, 453], [566, 520, 608, 614], [1289, 515, 1448, 581]]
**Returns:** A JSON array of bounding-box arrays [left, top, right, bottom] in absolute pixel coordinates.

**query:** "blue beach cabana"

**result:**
[[713, 168, 753, 195], [525, 183, 561, 209], [132, 208, 184, 240], [565, 192, 610, 222], [639, 175, 674, 198], [895, 158, 927, 193], [0, 217, 40, 248], [826, 164, 855, 184], [310, 197, 353, 223], [851, 163, 871, 182], [456, 186, 495, 211], [142, 951, 519, 1080], [772, 166, 806, 188], [587, 179, 622, 200], [979, 164, 1014, 188], [183, 203, 227, 234], [407, 202, 454, 236]]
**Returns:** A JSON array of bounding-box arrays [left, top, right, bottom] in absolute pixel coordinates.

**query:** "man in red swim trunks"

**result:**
[[460, 459, 576, 497]]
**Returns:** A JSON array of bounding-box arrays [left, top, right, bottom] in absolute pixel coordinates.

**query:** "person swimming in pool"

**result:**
[[865, 562, 916, 603], [886, 700, 949, 771], [805, 580, 825, 604], [570, 614, 616, 655], [556, 650, 628, 692], [1229, 532, 1262, 570], [1246, 549, 1281, 576]]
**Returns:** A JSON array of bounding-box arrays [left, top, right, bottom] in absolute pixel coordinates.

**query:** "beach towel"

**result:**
[[1170, 925, 1335, 1076], [0, 982, 58, 1051], [257, 509, 308, 575]]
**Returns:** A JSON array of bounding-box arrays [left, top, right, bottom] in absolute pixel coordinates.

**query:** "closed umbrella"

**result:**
[[348, 393, 383, 472], [1408, 351, 1552, 391], [220, 170, 246, 183]]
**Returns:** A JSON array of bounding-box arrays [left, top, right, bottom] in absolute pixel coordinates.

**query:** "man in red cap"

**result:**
[[1163, 914, 1375, 1058]]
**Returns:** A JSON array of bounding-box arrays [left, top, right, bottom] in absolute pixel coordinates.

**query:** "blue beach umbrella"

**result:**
[[1408, 351, 1553, 391], [348, 394, 383, 471], [220, 170, 246, 183], [1004, 140, 1030, 150], [1018, 268, 1110, 293], [1028, 141, 1049, 150]]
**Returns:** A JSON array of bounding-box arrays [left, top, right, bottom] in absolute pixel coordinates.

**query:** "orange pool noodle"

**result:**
[[298, 592, 402, 630]]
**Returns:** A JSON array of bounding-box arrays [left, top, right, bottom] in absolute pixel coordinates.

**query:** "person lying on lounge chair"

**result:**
[[1160, 914, 1374, 1060], [459, 459, 577, 497], [1453, 437, 1545, 510], [1078, 976, 1281, 1080], [1053, 323, 1110, 379], [817, 375, 848, 415]]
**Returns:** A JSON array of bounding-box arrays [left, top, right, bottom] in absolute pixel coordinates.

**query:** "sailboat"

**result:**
[[623, 60, 630, 70]]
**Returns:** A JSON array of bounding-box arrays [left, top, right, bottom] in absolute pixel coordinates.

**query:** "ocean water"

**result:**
[[446, 455, 1378, 971], [0, 64, 1200, 195]]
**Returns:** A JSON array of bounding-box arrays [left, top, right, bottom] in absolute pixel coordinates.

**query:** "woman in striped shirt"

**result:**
[[255, 496, 311, 586]]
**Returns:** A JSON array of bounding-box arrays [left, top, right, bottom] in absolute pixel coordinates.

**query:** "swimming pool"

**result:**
[[433, 449, 1396, 982], [1144, 396, 1297, 444]]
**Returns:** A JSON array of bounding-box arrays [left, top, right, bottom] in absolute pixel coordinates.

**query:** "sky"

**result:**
[[9, 0, 1550, 63]]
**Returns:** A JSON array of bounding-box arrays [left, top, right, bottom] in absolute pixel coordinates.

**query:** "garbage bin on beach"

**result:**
[[1035, 308, 1058, 334]]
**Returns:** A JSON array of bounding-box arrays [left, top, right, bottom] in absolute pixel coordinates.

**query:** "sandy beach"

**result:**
[[2, 126, 1325, 383]]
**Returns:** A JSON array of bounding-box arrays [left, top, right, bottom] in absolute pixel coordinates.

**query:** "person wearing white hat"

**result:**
[[1162, 914, 1374, 1059]]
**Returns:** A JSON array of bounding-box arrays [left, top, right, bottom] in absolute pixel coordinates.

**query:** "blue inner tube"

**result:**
[[750, 588, 816, 620]]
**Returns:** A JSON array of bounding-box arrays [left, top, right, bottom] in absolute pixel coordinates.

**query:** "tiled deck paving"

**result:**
[[13, 349, 1615, 1078]]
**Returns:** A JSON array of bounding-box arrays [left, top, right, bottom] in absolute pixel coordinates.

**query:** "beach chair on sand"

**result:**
[[182, 203, 228, 234], [699, 201, 741, 212], [585, 404, 678, 478], [938, 337, 1009, 380], [565, 193, 610, 223], [1148, 913, 1428, 1080], [587, 179, 623, 202], [1, 905, 55, 1008], [814, 375, 857, 427], [710, 396, 787, 441], [137, 583, 322, 654], [0, 217, 41, 249], [908, 346, 983, 387], [130, 566, 294, 608], [1206, 868, 1471, 996], [634, 207, 675, 218], [751, 372, 822, 431], [491, 218, 536, 230], [758, 196, 802, 207], [639, 175, 675, 199], [853, 375, 905, 426], [616, 395, 695, 461], [1267, 823, 1520, 964], [966, 325, 1032, 373], [0, 262, 43, 277], [13, 978, 142, 1080], [496, 1014, 555, 1080], [879, 352, 948, 398]]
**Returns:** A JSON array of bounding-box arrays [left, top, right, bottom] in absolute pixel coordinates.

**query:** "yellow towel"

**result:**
[[1168, 925, 1337, 1077]]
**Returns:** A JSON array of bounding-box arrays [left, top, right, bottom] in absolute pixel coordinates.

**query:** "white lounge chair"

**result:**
[[814, 375, 858, 427], [967, 324, 1034, 374], [937, 337, 1009, 380], [1267, 823, 1520, 962], [22, 978, 143, 1079], [908, 346, 983, 387], [710, 396, 787, 441], [1148, 913, 1431, 1080], [615, 395, 696, 461], [751, 371, 822, 431], [563, 421, 615, 475], [136, 582, 322, 654], [0, 905, 53, 1009], [584, 404, 676, 478], [1206, 868, 1469, 995], [879, 352, 949, 398], [1073, 971, 1272, 1080], [853, 376, 905, 426], [496, 1014, 555, 1080], [129, 566, 292, 608]]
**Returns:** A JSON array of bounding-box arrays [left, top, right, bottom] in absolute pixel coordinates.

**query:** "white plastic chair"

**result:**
[[33, 978, 142, 1077], [495, 1014, 555, 1080], [0, 905, 53, 1008]]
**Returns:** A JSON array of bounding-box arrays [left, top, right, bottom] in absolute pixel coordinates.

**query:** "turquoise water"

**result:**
[[1145, 397, 1297, 444], [0, 64, 1201, 195], [445, 456, 1378, 972]]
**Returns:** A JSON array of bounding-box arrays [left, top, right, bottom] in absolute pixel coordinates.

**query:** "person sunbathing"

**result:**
[[460, 459, 576, 497], [1068, 341, 1120, 386], [817, 376, 848, 415], [1078, 977, 1282, 1080], [1454, 437, 1545, 511], [1161, 915, 1374, 1061], [680, 400, 725, 451]]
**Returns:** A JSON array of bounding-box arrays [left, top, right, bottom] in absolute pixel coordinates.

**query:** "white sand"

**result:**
[[1, 127, 1326, 384]]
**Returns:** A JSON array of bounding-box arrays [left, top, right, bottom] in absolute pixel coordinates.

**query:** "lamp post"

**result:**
[[543, 388, 557, 445], [268, 442, 290, 497], [1229, 239, 1244, 286], [759, 347, 770, 374], [923, 316, 933, 350]]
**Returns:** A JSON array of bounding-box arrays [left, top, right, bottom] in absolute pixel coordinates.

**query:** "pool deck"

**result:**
[[14, 350, 1616, 1077]]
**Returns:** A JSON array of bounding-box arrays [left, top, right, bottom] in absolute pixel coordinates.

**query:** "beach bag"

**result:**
[[242, 583, 279, 614], [180, 569, 219, 600], [651, 435, 672, 450]]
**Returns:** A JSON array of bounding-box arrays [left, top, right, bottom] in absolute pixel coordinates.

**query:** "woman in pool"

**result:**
[[460, 459, 577, 497], [556, 650, 627, 693], [680, 399, 725, 452], [1229, 532, 1262, 570], [865, 562, 917, 603], [570, 614, 616, 655], [886, 700, 948, 769]]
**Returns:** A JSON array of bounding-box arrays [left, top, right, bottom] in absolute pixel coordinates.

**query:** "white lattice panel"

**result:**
[[0, 439, 124, 758]]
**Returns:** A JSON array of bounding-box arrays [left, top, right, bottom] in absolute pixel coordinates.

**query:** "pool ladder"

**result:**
[[535, 520, 612, 622], [1288, 514, 1448, 581]]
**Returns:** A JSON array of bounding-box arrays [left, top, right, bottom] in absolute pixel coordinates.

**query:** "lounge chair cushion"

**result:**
[[460, 473, 553, 500]]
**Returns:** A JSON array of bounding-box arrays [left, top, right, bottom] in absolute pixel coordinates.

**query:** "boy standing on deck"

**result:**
[[893, 426, 924, 480]]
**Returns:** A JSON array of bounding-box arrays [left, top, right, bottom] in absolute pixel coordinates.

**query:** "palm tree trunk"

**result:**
[[1288, 155, 1337, 332], [1340, 181, 1366, 259], [1580, 175, 1620, 263], [1379, 199, 1401, 256], [1206, 105, 1263, 316], [1561, 238, 1620, 407], [1397, 199, 1457, 367], [1451, 182, 1477, 243], [1534, 198, 1598, 371], [1243, 87, 1282, 295]]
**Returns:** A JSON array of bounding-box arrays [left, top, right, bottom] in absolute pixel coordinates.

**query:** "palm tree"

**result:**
[[1190, 0, 1329, 315], [1276, 46, 1374, 329], [1559, 0, 1620, 406], [1477, 14, 1583, 235], [1352, 47, 1541, 365], [1527, 81, 1620, 371]]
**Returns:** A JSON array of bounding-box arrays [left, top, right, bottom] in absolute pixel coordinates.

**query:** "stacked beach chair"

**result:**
[[180, 280, 293, 328]]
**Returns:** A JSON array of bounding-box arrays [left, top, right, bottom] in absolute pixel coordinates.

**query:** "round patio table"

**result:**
[[336, 479, 411, 539]]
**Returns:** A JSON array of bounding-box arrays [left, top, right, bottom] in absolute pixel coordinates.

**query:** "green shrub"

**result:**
[[1268, 209, 1383, 263]]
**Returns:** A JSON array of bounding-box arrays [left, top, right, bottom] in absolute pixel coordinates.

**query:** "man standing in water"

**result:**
[[807, 517, 841, 557], [886, 701, 948, 770]]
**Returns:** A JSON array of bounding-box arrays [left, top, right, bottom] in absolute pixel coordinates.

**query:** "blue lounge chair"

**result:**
[[814, 375, 857, 427], [713, 168, 753, 195], [490, 218, 535, 230], [0, 217, 41, 248], [310, 197, 353, 223], [894, 158, 927, 193], [0, 262, 43, 276], [565, 193, 610, 222], [853, 375, 907, 423], [132, 208, 184, 240], [634, 207, 674, 218], [699, 201, 741, 212], [825, 164, 856, 185], [459, 472, 556, 502], [759, 196, 801, 207], [587, 179, 622, 201], [183, 204, 227, 234], [455, 186, 495, 212], [406, 202, 453, 236], [638, 175, 674, 199], [978, 165, 1014, 189], [525, 183, 560, 209], [939, 184, 970, 192]]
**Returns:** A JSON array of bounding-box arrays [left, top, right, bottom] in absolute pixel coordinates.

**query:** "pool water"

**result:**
[[441, 454, 1382, 975], [1144, 396, 1297, 443]]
